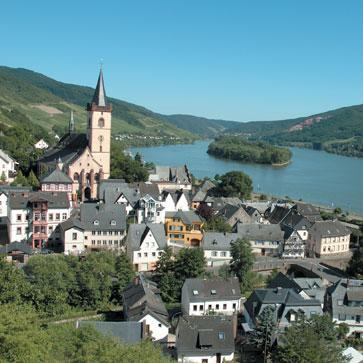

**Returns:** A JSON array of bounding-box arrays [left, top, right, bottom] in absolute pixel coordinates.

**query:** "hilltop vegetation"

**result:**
[[208, 136, 292, 165]]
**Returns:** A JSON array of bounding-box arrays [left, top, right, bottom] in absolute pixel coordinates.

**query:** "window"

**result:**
[[223, 304, 227, 310], [49, 214, 53, 221], [232, 303, 236, 310], [98, 118, 105, 127], [152, 252, 156, 257], [208, 304, 212, 310], [290, 313, 296, 322], [73, 173, 79, 182], [16, 214, 21, 222], [55, 213, 60, 221], [97, 231, 102, 235], [218, 332, 225, 340], [110, 220, 116, 226], [137, 253, 141, 258], [16, 227, 22, 235], [72, 232, 77, 240], [103, 240, 107, 245], [193, 290, 199, 296], [62, 213, 67, 220], [216, 304, 219, 310], [338, 300, 343, 306], [193, 305, 197, 311], [211, 251, 217, 257], [108, 240, 112, 245], [211, 289, 217, 295], [158, 323, 162, 328], [92, 231, 96, 235], [144, 252, 147, 257], [94, 220, 99, 225], [220, 251, 227, 257], [338, 314, 346, 321]]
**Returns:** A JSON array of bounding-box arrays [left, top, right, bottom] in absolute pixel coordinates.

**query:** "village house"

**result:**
[[0, 149, 18, 182], [236, 223, 284, 256], [161, 189, 190, 212], [148, 165, 192, 191], [135, 194, 165, 224], [181, 277, 242, 316], [307, 220, 351, 257], [326, 279, 363, 337], [122, 276, 170, 342], [243, 287, 323, 332], [176, 315, 235, 363], [59, 218, 85, 255], [202, 232, 237, 267], [165, 210, 203, 247], [34, 138, 49, 150], [0, 241, 33, 264], [0, 186, 31, 217], [7, 191, 71, 249], [216, 204, 252, 227], [281, 225, 306, 258], [125, 223, 167, 272]]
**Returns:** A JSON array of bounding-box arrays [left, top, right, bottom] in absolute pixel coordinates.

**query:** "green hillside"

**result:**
[[0, 66, 196, 143]]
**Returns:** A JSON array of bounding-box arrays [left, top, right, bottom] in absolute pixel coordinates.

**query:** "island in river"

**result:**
[[207, 136, 292, 165]]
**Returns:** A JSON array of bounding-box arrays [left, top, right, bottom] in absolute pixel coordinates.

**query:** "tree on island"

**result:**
[[215, 171, 253, 200]]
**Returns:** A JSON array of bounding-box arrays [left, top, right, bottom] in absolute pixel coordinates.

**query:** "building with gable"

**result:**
[[125, 223, 167, 271], [37, 70, 112, 201]]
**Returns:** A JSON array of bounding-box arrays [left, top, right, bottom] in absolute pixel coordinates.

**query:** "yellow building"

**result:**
[[165, 211, 204, 247]]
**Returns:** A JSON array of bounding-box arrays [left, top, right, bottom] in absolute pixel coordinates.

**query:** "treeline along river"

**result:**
[[130, 140, 363, 214]]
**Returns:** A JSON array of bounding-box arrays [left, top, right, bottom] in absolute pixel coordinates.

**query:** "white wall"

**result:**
[[184, 299, 241, 316], [177, 352, 234, 363], [0, 193, 8, 217], [139, 314, 168, 341], [204, 250, 231, 266], [64, 227, 85, 255]]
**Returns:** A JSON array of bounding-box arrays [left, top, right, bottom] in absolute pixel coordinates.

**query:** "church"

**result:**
[[37, 70, 112, 201]]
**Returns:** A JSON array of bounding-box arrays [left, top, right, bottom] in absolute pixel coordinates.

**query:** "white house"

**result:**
[[122, 276, 170, 342], [181, 277, 242, 316], [125, 223, 167, 272], [135, 194, 165, 224], [162, 190, 190, 212], [0, 149, 17, 182], [176, 315, 235, 363], [34, 139, 49, 150], [59, 218, 85, 255]]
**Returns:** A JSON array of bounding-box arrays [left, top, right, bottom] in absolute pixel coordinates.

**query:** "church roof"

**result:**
[[41, 167, 73, 184], [37, 133, 89, 167], [92, 69, 107, 107]]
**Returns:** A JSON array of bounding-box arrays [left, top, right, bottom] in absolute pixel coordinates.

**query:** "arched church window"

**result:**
[[73, 172, 79, 182], [98, 118, 105, 127], [88, 118, 91, 127], [100, 146, 103, 152]]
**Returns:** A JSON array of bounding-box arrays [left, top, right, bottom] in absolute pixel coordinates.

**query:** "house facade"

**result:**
[[181, 277, 242, 316], [0, 149, 17, 182]]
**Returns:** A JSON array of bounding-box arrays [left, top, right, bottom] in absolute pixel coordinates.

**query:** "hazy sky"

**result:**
[[2, 0, 363, 121]]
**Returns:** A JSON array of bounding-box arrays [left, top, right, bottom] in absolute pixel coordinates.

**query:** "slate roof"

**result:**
[[122, 275, 169, 327], [310, 220, 350, 238], [245, 287, 322, 321], [37, 133, 89, 167], [183, 277, 241, 302], [192, 190, 207, 202], [267, 272, 302, 292], [8, 191, 70, 210], [236, 223, 284, 241], [267, 205, 290, 224], [0, 149, 16, 163], [177, 315, 235, 356], [0, 186, 31, 195], [79, 321, 142, 344], [211, 197, 243, 212], [292, 202, 322, 222], [0, 241, 33, 255], [217, 204, 241, 220], [129, 182, 160, 200], [41, 167, 73, 184], [59, 217, 85, 232], [152, 165, 191, 184], [165, 210, 202, 225], [202, 232, 238, 251], [91, 69, 107, 107], [99, 180, 140, 206], [126, 223, 167, 252], [199, 179, 216, 192], [80, 202, 127, 231]]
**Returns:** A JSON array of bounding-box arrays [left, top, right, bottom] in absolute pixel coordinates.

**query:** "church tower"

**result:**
[[87, 69, 112, 178]]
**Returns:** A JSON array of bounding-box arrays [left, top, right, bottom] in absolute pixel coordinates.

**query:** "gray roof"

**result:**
[[236, 223, 284, 241], [310, 220, 350, 238], [192, 189, 207, 202], [152, 165, 191, 184], [199, 179, 216, 192], [8, 191, 70, 210], [292, 202, 322, 221], [177, 315, 235, 356], [267, 272, 302, 292], [211, 197, 243, 212], [217, 204, 242, 220], [0, 241, 33, 255], [202, 232, 239, 251], [126, 223, 167, 252], [59, 217, 85, 232], [99, 180, 140, 206], [79, 321, 142, 344], [41, 167, 73, 184], [91, 69, 107, 107], [122, 275, 169, 327], [129, 182, 160, 200], [0, 186, 32, 196], [0, 149, 15, 163], [80, 202, 127, 231], [245, 287, 322, 321], [183, 277, 241, 302], [165, 210, 202, 225]]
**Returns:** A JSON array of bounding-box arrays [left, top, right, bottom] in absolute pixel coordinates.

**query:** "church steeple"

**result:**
[[87, 68, 112, 112], [69, 110, 75, 134]]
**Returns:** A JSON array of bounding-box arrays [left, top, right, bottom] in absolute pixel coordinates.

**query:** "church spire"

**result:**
[[91, 69, 107, 107], [69, 110, 75, 134]]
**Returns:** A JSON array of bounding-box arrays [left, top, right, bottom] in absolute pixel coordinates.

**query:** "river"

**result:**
[[130, 140, 363, 214]]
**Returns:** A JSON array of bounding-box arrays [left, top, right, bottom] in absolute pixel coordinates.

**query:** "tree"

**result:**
[[0, 171, 6, 183], [276, 315, 345, 363], [336, 323, 349, 340], [174, 248, 206, 282], [27, 170, 40, 189], [155, 247, 174, 275], [134, 152, 142, 163], [11, 170, 29, 186], [203, 216, 232, 233], [0, 259, 30, 304], [249, 305, 277, 360], [112, 252, 135, 304], [229, 238, 255, 291], [216, 171, 253, 199], [347, 248, 363, 278]]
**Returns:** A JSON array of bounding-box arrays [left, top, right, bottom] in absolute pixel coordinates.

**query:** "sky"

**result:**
[[2, 0, 363, 121]]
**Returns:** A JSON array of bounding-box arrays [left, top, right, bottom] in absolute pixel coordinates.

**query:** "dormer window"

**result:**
[[110, 220, 116, 226], [218, 332, 225, 340], [93, 220, 99, 225], [193, 290, 199, 296], [211, 289, 217, 295]]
